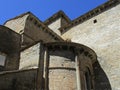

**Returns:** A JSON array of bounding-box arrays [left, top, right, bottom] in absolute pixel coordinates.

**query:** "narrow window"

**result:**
[[85, 68, 93, 90], [0, 52, 6, 66]]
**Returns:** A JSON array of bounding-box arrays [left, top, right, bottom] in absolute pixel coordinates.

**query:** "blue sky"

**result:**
[[0, 0, 107, 24]]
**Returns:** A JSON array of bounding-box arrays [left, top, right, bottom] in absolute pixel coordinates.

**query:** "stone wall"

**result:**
[[19, 43, 40, 69], [0, 69, 37, 90], [25, 16, 56, 43], [0, 26, 21, 71], [0, 66, 4, 72], [45, 42, 96, 90], [62, 4, 120, 90], [48, 18, 61, 35], [48, 50, 77, 90], [4, 14, 28, 33], [93, 61, 112, 90], [4, 13, 63, 50]]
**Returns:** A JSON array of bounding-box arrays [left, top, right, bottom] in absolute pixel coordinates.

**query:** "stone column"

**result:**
[[80, 71, 86, 90], [75, 54, 82, 90], [44, 48, 49, 90], [36, 42, 45, 90]]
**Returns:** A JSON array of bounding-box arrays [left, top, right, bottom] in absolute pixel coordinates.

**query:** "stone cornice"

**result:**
[[3, 12, 64, 44], [26, 13, 64, 42], [0, 68, 37, 75], [59, 0, 120, 33], [3, 12, 32, 25], [44, 10, 71, 25], [45, 42, 97, 64]]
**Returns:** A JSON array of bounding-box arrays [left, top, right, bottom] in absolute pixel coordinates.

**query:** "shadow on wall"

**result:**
[[93, 61, 112, 90], [0, 65, 4, 71]]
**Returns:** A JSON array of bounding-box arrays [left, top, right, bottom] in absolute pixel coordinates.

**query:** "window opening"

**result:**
[[0, 52, 6, 66], [93, 19, 97, 23], [85, 68, 93, 90]]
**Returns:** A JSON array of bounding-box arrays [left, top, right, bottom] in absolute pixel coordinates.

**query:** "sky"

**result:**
[[0, 0, 108, 25]]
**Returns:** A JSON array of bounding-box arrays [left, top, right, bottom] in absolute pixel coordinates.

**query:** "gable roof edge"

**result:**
[[44, 10, 71, 25]]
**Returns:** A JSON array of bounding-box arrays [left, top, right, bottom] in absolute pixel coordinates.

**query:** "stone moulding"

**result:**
[[42, 42, 97, 90], [59, 0, 120, 33], [44, 10, 71, 25], [45, 42, 97, 64]]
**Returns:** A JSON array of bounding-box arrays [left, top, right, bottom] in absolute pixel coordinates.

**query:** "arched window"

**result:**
[[84, 68, 93, 90]]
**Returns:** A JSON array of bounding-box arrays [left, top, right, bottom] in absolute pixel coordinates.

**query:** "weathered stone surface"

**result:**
[[44, 10, 71, 36], [49, 50, 75, 68], [0, 69, 37, 90], [0, 26, 20, 71], [0, 1, 119, 90], [48, 18, 61, 35], [62, 4, 120, 90], [0, 26, 20, 53], [19, 43, 40, 69], [93, 61, 112, 90], [49, 69, 77, 90], [4, 14, 28, 33], [44, 42, 96, 90], [4, 13, 63, 50], [48, 50, 77, 90]]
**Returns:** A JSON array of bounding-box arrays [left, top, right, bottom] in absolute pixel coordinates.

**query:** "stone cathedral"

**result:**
[[0, 0, 120, 90]]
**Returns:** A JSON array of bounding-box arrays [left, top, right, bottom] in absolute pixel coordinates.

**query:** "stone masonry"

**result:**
[[0, 0, 120, 90]]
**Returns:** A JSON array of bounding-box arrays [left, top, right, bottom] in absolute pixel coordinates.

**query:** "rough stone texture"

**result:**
[[4, 14, 28, 33], [49, 50, 75, 68], [24, 16, 56, 43], [47, 16, 71, 36], [21, 34, 34, 48], [93, 61, 112, 90], [4, 13, 34, 49], [49, 69, 77, 90], [62, 4, 120, 90], [48, 18, 61, 35], [0, 1, 119, 90], [0, 26, 20, 71], [0, 69, 37, 90], [4, 13, 63, 50], [48, 50, 77, 90], [61, 17, 70, 27], [46, 46, 95, 90], [44, 10, 71, 31], [19, 43, 40, 69], [0, 26, 20, 54]]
